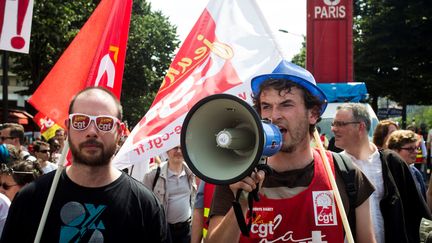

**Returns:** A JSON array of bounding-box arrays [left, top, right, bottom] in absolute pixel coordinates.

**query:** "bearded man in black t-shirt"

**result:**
[[1, 87, 170, 243]]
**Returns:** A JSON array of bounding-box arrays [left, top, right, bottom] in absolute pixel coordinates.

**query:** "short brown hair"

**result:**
[[386, 130, 417, 150], [373, 120, 399, 148]]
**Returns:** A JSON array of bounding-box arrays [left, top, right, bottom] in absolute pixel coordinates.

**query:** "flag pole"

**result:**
[[313, 129, 354, 243], [34, 141, 69, 243]]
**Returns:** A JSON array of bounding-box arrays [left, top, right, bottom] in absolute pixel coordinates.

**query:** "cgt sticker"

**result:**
[[313, 191, 338, 226]]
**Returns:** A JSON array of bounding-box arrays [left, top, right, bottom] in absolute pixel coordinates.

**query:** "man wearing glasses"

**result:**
[[0, 123, 36, 162], [1, 87, 170, 242], [332, 103, 431, 243]]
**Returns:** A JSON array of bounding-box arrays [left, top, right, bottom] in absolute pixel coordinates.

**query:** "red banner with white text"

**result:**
[[113, 0, 287, 170]]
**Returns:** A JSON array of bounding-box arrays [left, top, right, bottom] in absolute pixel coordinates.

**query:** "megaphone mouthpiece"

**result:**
[[216, 128, 255, 150]]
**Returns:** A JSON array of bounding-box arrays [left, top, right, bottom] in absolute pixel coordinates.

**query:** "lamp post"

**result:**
[[278, 29, 304, 38]]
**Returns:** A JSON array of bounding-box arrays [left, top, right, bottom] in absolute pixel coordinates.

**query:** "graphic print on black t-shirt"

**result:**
[[59, 201, 107, 242]]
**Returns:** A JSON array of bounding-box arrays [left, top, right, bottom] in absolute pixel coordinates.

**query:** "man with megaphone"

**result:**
[[205, 60, 377, 243]]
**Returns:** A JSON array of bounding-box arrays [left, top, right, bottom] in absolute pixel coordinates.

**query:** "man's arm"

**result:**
[[206, 171, 264, 243], [206, 207, 246, 243], [354, 198, 376, 243], [191, 208, 204, 243]]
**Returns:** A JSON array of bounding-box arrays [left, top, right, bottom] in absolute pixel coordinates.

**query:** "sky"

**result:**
[[147, 0, 306, 60]]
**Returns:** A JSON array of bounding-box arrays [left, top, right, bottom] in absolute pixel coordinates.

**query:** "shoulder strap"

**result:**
[[332, 152, 357, 203], [332, 152, 357, 238], [152, 166, 161, 191]]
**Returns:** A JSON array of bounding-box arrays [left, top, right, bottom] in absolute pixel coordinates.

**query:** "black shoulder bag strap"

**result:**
[[332, 152, 357, 238], [152, 166, 161, 191], [232, 163, 273, 237]]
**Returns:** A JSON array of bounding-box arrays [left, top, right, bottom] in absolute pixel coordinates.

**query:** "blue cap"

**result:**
[[0, 144, 10, 164], [251, 60, 328, 115]]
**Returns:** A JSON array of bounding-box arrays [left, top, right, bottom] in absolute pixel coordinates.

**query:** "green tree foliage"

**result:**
[[354, 0, 432, 111], [291, 37, 306, 68], [121, 1, 179, 128]]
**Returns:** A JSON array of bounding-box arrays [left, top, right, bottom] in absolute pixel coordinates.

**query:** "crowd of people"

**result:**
[[0, 62, 431, 243]]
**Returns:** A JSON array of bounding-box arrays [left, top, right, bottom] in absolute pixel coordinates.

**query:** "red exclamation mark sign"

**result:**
[[0, 0, 6, 41], [11, 0, 30, 49]]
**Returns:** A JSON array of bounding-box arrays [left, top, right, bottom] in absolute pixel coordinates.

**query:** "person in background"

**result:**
[[0, 123, 36, 162], [0, 193, 10, 236], [0, 144, 20, 165], [47, 138, 62, 164], [1, 87, 169, 242], [191, 181, 205, 243], [385, 130, 426, 199], [372, 119, 399, 149], [33, 140, 58, 174], [54, 128, 66, 152], [332, 103, 431, 243], [0, 160, 43, 201], [310, 126, 329, 149], [143, 146, 197, 243]]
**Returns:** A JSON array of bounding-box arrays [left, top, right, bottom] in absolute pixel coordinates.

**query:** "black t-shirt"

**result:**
[[1, 169, 169, 243]]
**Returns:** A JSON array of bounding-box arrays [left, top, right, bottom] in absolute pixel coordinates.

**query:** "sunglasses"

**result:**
[[0, 182, 18, 190], [69, 113, 120, 132]]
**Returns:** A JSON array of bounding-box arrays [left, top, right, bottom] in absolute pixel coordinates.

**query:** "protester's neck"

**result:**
[[38, 159, 47, 167], [345, 137, 375, 161], [168, 160, 184, 174], [66, 163, 121, 187]]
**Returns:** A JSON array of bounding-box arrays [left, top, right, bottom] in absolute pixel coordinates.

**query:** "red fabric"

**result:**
[[203, 183, 216, 230], [28, 0, 132, 128], [239, 150, 344, 242]]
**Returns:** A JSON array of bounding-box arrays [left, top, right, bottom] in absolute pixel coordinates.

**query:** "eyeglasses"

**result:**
[[0, 182, 18, 190], [0, 136, 15, 141], [400, 147, 420, 153], [69, 113, 120, 132], [331, 121, 361, 127]]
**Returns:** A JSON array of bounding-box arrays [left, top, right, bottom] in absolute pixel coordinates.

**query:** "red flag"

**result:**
[[33, 112, 62, 140], [28, 0, 132, 127], [113, 0, 287, 169]]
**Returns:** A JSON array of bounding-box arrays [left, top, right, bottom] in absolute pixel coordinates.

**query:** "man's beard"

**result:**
[[69, 137, 116, 167], [278, 114, 310, 153]]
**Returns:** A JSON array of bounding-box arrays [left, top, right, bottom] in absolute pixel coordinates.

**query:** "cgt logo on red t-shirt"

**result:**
[[313, 191, 338, 226]]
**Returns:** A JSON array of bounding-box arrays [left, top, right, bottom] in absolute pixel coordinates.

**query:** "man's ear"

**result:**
[[309, 106, 321, 124]]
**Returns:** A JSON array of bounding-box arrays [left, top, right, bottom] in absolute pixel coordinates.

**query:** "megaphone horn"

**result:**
[[181, 93, 282, 185]]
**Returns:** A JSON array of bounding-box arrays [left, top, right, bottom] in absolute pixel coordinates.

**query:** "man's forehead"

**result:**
[[73, 93, 117, 113], [335, 109, 353, 117], [260, 87, 302, 101]]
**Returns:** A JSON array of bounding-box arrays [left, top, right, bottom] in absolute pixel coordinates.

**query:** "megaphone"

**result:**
[[181, 94, 282, 185]]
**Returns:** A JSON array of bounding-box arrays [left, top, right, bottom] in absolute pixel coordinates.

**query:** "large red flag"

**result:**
[[29, 0, 132, 127], [113, 0, 287, 170]]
